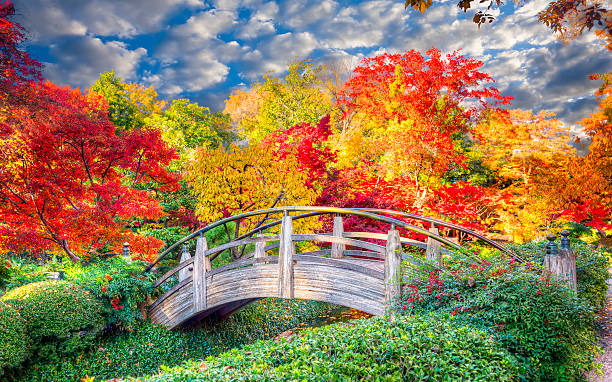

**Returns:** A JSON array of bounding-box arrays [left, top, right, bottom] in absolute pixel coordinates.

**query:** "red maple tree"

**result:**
[[0, 82, 179, 261]]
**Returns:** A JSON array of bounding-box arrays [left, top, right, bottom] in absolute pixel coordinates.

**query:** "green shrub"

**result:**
[[401, 266, 598, 381], [1, 280, 105, 360], [2, 256, 157, 328], [13, 298, 336, 381], [64, 257, 156, 328], [130, 314, 517, 381], [0, 301, 29, 373], [506, 239, 610, 309]]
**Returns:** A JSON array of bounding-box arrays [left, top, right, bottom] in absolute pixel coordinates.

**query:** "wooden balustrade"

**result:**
[[147, 208, 504, 328]]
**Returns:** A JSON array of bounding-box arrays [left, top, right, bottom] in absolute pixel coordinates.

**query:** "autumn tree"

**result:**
[[337, 48, 510, 209], [90, 71, 166, 131], [475, 109, 576, 242], [0, 82, 179, 261], [186, 143, 318, 256], [224, 59, 333, 141], [262, 115, 337, 189], [560, 73, 612, 240], [145, 98, 234, 165]]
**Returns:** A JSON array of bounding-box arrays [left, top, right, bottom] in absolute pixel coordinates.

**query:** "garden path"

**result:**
[[587, 274, 612, 382]]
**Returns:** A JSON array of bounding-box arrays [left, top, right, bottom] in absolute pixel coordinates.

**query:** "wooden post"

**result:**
[[384, 227, 402, 305], [178, 243, 191, 282], [331, 214, 345, 259], [254, 232, 266, 261], [543, 232, 577, 292], [425, 225, 441, 266], [278, 214, 295, 299], [193, 235, 209, 312]]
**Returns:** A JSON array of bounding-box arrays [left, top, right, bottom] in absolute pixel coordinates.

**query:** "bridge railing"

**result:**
[[146, 206, 521, 272], [146, 207, 522, 322]]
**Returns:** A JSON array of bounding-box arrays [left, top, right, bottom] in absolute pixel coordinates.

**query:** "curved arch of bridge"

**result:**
[[146, 206, 520, 328]]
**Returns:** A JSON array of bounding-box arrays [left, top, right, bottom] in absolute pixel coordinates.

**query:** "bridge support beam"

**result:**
[[384, 228, 402, 306], [331, 215, 345, 259], [426, 225, 442, 266], [193, 236, 210, 312], [278, 215, 295, 298]]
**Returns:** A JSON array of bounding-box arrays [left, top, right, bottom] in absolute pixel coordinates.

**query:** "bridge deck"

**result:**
[[149, 256, 388, 328]]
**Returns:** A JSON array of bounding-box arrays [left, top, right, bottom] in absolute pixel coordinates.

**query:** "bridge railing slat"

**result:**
[[278, 215, 295, 299], [193, 236, 208, 312], [153, 257, 194, 288], [384, 228, 402, 305], [426, 226, 442, 266], [331, 215, 345, 259]]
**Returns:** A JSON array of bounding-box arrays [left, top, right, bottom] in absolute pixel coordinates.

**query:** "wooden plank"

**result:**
[[426, 226, 441, 265], [193, 236, 208, 312], [293, 255, 384, 279], [149, 282, 195, 328], [178, 244, 192, 282], [291, 234, 385, 253], [384, 228, 402, 305], [298, 249, 332, 257], [153, 257, 194, 288], [278, 215, 295, 298], [264, 243, 280, 252], [331, 215, 345, 258], [149, 277, 192, 311], [345, 250, 384, 260], [207, 257, 256, 277]]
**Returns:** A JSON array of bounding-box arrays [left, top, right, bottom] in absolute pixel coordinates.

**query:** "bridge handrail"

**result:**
[[355, 208, 517, 259], [145, 206, 521, 273]]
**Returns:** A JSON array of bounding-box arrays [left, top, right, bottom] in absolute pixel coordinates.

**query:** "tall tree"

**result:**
[[560, 73, 612, 236], [224, 59, 333, 141], [186, 143, 318, 256], [338, 48, 510, 208], [0, 82, 179, 261], [90, 71, 166, 131], [475, 109, 576, 242], [145, 99, 233, 165]]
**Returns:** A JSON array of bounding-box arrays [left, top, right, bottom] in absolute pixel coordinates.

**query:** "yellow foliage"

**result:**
[[476, 109, 577, 240], [123, 82, 166, 116], [186, 144, 320, 235]]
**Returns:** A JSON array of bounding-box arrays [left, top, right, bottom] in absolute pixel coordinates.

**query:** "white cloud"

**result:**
[[13, 0, 610, 123], [236, 2, 279, 39], [14, 0, 204, 41], [280, 0, 338, 29], [145, 51, 230, 95], [44, 36, 147, 88], [239, 32, 319, 78]]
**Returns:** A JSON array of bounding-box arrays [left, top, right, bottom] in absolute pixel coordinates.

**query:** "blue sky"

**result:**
[[12, 0, 611, 136]]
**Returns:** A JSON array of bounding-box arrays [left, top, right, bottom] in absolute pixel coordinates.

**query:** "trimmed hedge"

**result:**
[[131, 314, 518, 381], [12, 298, 336, 381], [1, 280, 106, 360], [0, 301, 29, 373]]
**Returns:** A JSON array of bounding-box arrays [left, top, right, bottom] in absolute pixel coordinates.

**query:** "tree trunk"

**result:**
[[61, 239, 81, 262]]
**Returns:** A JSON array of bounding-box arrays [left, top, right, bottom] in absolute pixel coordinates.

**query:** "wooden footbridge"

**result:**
[[146, 207, 520, 328]]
